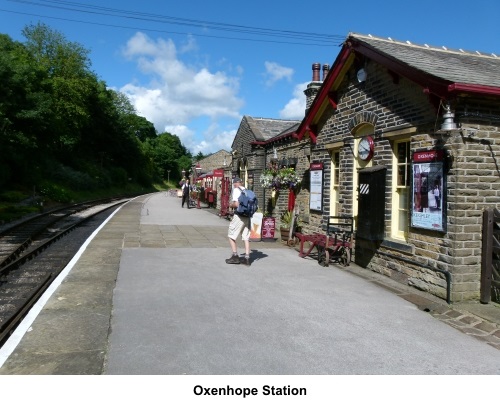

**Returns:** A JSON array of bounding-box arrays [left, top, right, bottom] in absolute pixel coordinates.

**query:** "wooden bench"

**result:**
[[295, 216, 354, 267]]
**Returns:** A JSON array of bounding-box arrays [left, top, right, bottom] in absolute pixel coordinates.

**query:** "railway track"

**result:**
[[0, 197, 130, 346]]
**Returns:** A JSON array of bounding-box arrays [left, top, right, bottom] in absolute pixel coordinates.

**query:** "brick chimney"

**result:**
[[304, 62, 324, 115], [312, 62, 321, 81], [322, 64, 330, 80]]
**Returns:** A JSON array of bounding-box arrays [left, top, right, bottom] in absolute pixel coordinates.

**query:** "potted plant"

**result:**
[[279, 210, 300, 241]]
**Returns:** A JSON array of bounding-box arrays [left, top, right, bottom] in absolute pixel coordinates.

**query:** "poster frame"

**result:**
[[309, 162, 323, 212], [411, 149, 446, 232]]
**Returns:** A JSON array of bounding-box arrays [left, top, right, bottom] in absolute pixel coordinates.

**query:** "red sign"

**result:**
[[413, 149, 444, 163], [310, 162, 323, 170], [262, 217, 276, 240], [213, 169, 224, 177]]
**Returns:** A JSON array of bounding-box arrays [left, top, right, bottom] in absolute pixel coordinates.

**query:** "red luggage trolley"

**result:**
[[295, 216, 354, 267]]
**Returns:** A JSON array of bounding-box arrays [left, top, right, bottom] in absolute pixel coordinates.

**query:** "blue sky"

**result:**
[[1, 0, 499, 155]]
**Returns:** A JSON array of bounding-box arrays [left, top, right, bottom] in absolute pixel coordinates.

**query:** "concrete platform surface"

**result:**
[[0, 192, 499, 376]]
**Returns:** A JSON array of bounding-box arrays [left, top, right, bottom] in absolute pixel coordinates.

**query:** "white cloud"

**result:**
[[264, 61, 294, 86], [202, 122, 238, 154], [163, 122, 237, 156], [164, 124, 194, 145], [119, 32, 243, 153], [279, 81, 308, 120]]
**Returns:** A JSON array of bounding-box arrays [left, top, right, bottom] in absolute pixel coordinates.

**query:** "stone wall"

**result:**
[[198, 150, 231, 174]]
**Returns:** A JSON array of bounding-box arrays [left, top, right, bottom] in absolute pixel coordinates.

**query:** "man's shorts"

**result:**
[[228, 214, 250, 241]]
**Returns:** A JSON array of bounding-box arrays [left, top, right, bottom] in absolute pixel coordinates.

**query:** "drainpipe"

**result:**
[[375, 250, 452, 304]]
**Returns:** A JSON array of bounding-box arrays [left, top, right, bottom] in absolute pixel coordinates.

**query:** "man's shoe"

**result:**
[[240, 257, 251, 266], [225, 255, 240, 264]]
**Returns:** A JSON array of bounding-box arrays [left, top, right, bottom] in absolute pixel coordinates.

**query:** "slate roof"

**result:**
[[349, 33, 500, 88], [245, 116, 301, 142], [296, 32, 500, 141]]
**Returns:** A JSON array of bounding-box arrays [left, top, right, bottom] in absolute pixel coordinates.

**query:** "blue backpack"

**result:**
[[236, 187, 258, 217]]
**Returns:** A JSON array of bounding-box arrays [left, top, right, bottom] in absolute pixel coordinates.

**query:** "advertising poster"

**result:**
[[249, 212, 263, 242], [261, 216, 276, 241], [309, 163, 323, 211], [411, 150, 445, 232]]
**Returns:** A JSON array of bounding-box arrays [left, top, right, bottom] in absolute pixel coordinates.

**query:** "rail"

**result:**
[[0, 198, 129, 347]]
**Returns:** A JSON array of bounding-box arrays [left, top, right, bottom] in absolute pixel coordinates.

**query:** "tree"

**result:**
[[0, 23, 195, 192], [194, 151, 206, 161], [109, 91, 157, 143], [21, 22, 97, 155], [0, 33, 51, 185], [143, 132, 192, 181]]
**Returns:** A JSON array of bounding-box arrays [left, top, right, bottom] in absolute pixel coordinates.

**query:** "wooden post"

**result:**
[[480, 209, 493, 304]]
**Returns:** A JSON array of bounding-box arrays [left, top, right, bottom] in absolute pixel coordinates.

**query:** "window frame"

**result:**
[[391, 139, 411, 240], [330, 150, 341, 216]]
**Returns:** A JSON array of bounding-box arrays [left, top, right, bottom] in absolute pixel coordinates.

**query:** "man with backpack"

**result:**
[[226, 177, 255, 266]]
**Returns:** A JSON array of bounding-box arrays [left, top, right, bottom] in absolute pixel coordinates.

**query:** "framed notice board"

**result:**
[[309, 162, 323, 211], [411, 149, 446, 232]]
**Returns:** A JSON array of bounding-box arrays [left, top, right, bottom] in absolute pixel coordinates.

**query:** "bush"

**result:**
[[39, 182, 74, 203], [49, 163, 97, 191], [109, 167, 128, 187], [0, 204, 39, 222], [0, 190, 28, 203]]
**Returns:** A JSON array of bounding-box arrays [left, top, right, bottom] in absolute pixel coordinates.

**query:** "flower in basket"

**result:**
[[259, 163, 279, 189], [260, 164, 301, 191], [275, 167, 301, 190], [259, 170, 275, 189]]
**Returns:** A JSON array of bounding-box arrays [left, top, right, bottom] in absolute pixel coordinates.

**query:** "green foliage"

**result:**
[[0, 23, 193, 198], [39, 181, 74, 203], [0, 190, 28, 202], [143, 132, 191, 181], [280, 211, 300, 230], [109, 167, 128, 187], [0, 204, 39, 222], [47, 163, 96, 190], [280, 211, 294, 229], [194, 151, 205, 161]]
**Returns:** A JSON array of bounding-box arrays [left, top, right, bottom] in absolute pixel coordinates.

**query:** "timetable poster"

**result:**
[[309, 162, 323, 211]]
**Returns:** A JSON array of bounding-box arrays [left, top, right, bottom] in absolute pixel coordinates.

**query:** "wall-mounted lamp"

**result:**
[[273, 147, 278, 159]]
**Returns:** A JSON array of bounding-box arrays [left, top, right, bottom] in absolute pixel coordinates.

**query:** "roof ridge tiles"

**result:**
[[350, 32, 498, 59]]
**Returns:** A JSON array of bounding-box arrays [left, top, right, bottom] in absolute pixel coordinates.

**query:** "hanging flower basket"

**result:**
[[260, 166, 301, 191]]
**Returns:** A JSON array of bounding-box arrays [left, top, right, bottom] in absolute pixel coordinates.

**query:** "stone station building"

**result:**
[[229, 32, 500, 304]]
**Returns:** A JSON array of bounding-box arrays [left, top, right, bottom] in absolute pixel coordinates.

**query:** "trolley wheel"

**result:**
[[287, 239, 296, 247], [317, 247, 329, 267], [340, 247, 351, 267]]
